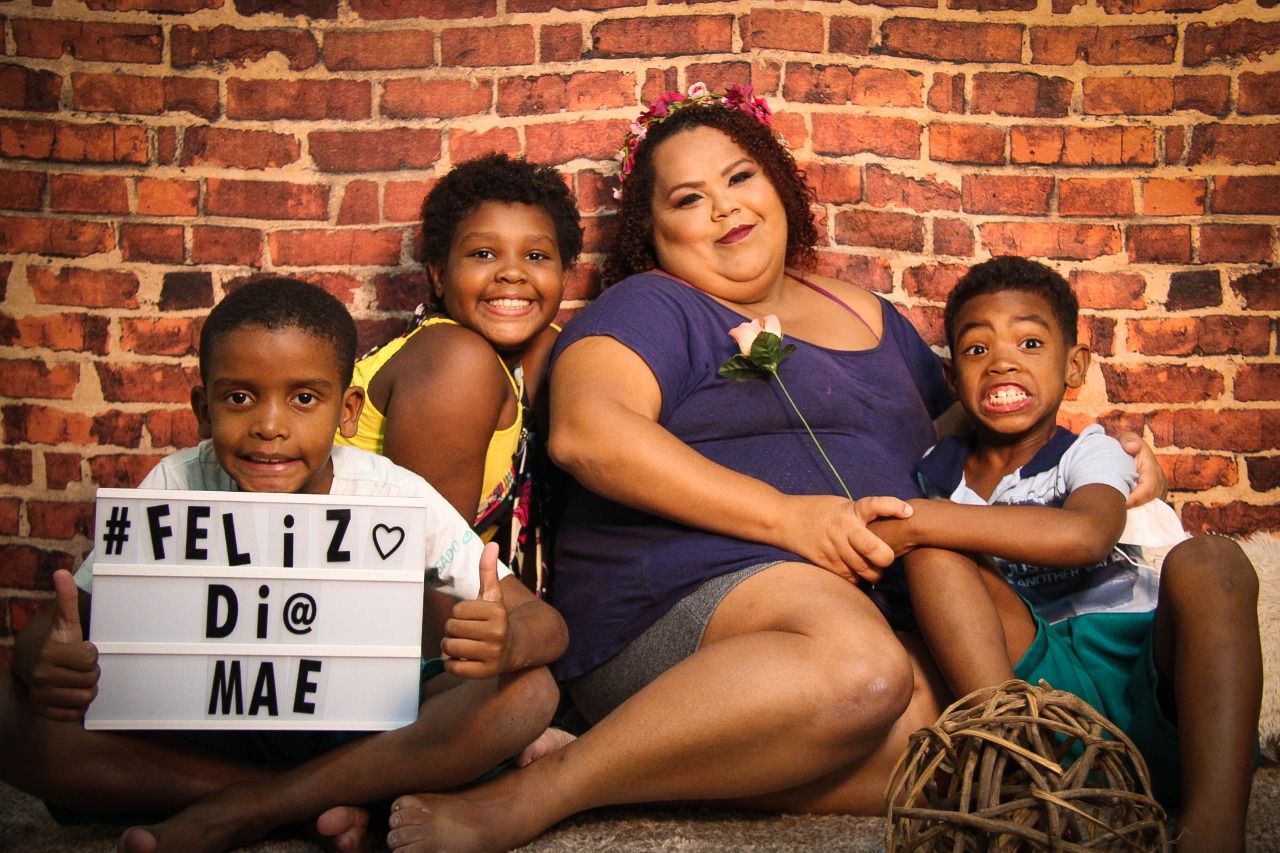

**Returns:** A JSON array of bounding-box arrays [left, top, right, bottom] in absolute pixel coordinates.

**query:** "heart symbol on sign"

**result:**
[[373, 524, 405, 560]]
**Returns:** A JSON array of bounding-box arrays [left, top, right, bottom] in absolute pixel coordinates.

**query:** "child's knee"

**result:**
[[1162, 534, 1258, 606]]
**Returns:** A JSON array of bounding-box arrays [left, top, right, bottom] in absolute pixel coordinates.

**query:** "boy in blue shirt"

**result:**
[[0, 278, 568, 853], [874, 256, 1261, 852]]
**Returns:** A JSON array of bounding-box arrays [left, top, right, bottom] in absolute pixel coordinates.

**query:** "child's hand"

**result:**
[[20, 570, 99, 722], [440, 542, 510, 680]]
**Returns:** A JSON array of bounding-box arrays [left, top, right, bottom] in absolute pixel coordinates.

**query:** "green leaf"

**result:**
[[718, 354, 768, 381]]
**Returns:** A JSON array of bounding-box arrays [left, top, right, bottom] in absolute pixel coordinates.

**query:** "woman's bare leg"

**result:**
[[386, 563, 922, 852]]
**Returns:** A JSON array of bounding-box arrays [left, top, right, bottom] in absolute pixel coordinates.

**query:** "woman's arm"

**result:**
[[549, 336, 908, 582]]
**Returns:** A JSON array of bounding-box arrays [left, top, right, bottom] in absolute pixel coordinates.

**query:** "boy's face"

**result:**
[[191, 326, 364, 495], [430, 201, 567, 356], [946, 289, 1089, 441]]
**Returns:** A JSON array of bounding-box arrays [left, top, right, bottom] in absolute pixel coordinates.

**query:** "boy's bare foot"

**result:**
[[514, 726, 576, 768], [387, 771, 554, 853], [116, 785, 270, 853], [118, 827, 159, 853], [314, 805, 371, 853]]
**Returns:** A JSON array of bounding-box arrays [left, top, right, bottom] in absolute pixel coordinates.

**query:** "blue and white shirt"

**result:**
[[916, 424, 1161, 623]]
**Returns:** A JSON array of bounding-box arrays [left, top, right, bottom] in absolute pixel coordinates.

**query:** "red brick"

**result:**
[[71, 72, 163, 115], [830, 16, 874, 55], [0, 500, 20, 539], [0, 65, 62, 112], [1231, 268, 1280, 311], [898, 304, 944, 348], [96, 363, 200, 404], [1030, 25, 1176, 65], [742, 9, 823, 52], [1143, 178, 1205, 216], [540, 24, 584, 63], [441, 25, 535, 66], [933, 218, 975, 257], [833, 210, 924, 252], [1099, 0, 1232, 10], [384, 181, 433, 223], [448, 128, 521, 165], [137, 178, 198, 217], [1212, 175, 1280, 216], [0, 544, 77, 591], [813, 253, 894, 295], [979, 222, 1121, 260], [45, 452, 83, 490], [1159, 453, 1237, 491], [1083, 77, 1172, 115], [930, 123, 1004, 165], [1127, 224, 1191, 263], [382, 78, 493, 119], [146, 407, 201, 449], [498, 71, 634, 117], [170, 25, 319, 70], [1150, 410, 1276, 454], [1100, 363, 1223, 403], [0, 216, 114, 257], [1184, 19, 1280, 66], [323, 30, 435, 71], [806, 163, 863, 206], [0, 119, 148, 165], [157, 127, 179, 165], [1188, 124, 1280, 167], [205, 179, 329, 221], [0, 170, 46, 211], [1199, 224, 1273, 264], [972, 72, 1071, 118], [0, 360, 78, 399], [160, 272, 213, 312], [268, 229, 405, 266], [121, 224, 185, 263], [27, 500, 94, 540], [1235, 364, 1280, 402], [49, 174, 129, 215], [525, 120, 628, 165], [1239, 71, 1280, 115], [13, 20, 163, 63], [373, 270, 432, 312], [1174, 75, 1230, 116], [1078, 316, 1116, 357], [90, 453, 166, 488], [310, 129, 441, 172], [573, 170, 614, 215], [1058, 177, 1134, 217], [928, 73, 965, 114], [3, 405, 86, 444], [1070, 270, 1146, 310], [337, 181, 379, 226], [1127, 316, 1271, 357], [784, 65, 922, 108], [163, 76, 220, 119], [181, 126, 301, 170], [192, 225, 264, 265], [902, 263, 966, 303], [1247, 456, 1280, 492], [812, 115, 920, 159], [0, 311, 110, 353], [28, 267, 138, 308], [351, 0, 495, 18], [0, 448, 33, 486], [881, 19, 1022, 62], [227, 79, 371, 120], [119, 318, 200, 357], [1164, 126, 1187, 165], [1166, 269, 1222, 311], [962, 175, 1052, 215], [1181, 502, 1280, 537], [84, 0, 221, 11], [592, 16, 732, 58]]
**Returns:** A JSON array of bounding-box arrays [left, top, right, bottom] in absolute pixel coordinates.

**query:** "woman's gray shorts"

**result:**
[[566, 561, 780, 725]]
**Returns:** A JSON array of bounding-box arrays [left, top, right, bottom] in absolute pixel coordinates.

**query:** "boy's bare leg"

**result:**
[[383, 563, 926, 853], [905, 548, 1020, 699], [118, 664, 558, 853], [1153, 535, 1261, 853]]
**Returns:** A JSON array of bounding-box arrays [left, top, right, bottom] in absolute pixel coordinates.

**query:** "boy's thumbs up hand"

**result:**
[[19, 569, 100, 721], [442, 543, 510, 680]]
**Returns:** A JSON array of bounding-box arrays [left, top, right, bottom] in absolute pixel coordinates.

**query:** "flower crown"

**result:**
[[613, 82, 774, 200]]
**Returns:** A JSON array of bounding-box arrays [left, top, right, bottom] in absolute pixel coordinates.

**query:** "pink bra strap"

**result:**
[[790, 275, 880, 342]]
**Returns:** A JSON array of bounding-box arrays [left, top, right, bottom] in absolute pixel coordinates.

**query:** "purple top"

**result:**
[[549, 272, 953, 680]]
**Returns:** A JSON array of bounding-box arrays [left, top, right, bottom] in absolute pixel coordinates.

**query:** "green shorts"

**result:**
[[1013, 608, 1181, 806]]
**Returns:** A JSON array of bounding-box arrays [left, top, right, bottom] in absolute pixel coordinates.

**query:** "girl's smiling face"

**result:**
[[431, 201, 567, 356], [649, 126, 788, 303]]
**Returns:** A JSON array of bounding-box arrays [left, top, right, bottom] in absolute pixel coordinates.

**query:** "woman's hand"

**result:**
[[773, 495, 913, 584], [1114, 430, 1167, 507]]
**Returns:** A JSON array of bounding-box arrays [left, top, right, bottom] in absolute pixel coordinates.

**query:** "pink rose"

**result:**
[[728, 314, 782, 356]]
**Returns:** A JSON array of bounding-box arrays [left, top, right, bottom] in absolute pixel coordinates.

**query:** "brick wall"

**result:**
[[1, 0, 1277, 667]]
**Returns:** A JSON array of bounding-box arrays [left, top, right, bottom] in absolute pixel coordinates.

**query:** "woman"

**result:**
[[383, 84, 1165, 852]]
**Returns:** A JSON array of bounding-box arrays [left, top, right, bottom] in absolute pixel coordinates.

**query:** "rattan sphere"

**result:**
[[885, 679, 1169, 852]]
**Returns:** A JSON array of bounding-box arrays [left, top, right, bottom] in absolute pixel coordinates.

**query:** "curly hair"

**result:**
[[200, 277, 357, 387], [944, 256, 1080, 350], [601, 104, 817, 287], [420, 153, 583, 304]]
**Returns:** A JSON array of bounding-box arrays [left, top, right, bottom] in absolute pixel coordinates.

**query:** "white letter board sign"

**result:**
[[84, 488, 426, 732]]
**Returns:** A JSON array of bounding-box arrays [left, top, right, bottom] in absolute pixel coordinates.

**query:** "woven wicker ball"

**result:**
[[884, 679, 1169, 852]]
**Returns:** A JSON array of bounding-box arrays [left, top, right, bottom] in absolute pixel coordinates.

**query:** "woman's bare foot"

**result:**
[[514, 726, 576, 768], [314, 805, 371, 853]]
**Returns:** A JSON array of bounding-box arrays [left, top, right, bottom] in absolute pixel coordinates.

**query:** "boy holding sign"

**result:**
[[0, 278, 568, 853]]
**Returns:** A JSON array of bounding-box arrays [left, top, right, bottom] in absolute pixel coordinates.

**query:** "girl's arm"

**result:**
[[871, 484, 1127, 569], [549, 336, 908, 583]]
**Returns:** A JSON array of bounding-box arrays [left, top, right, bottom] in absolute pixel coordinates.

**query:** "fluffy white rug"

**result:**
[[1242, 532, 1280, 761]]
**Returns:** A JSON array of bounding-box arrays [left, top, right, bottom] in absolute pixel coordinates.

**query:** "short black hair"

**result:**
[[944, 256, 1079, 350], [602, 102, 818, 287], [420, 153, 582, 302], [200, 277, 357, 387]]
